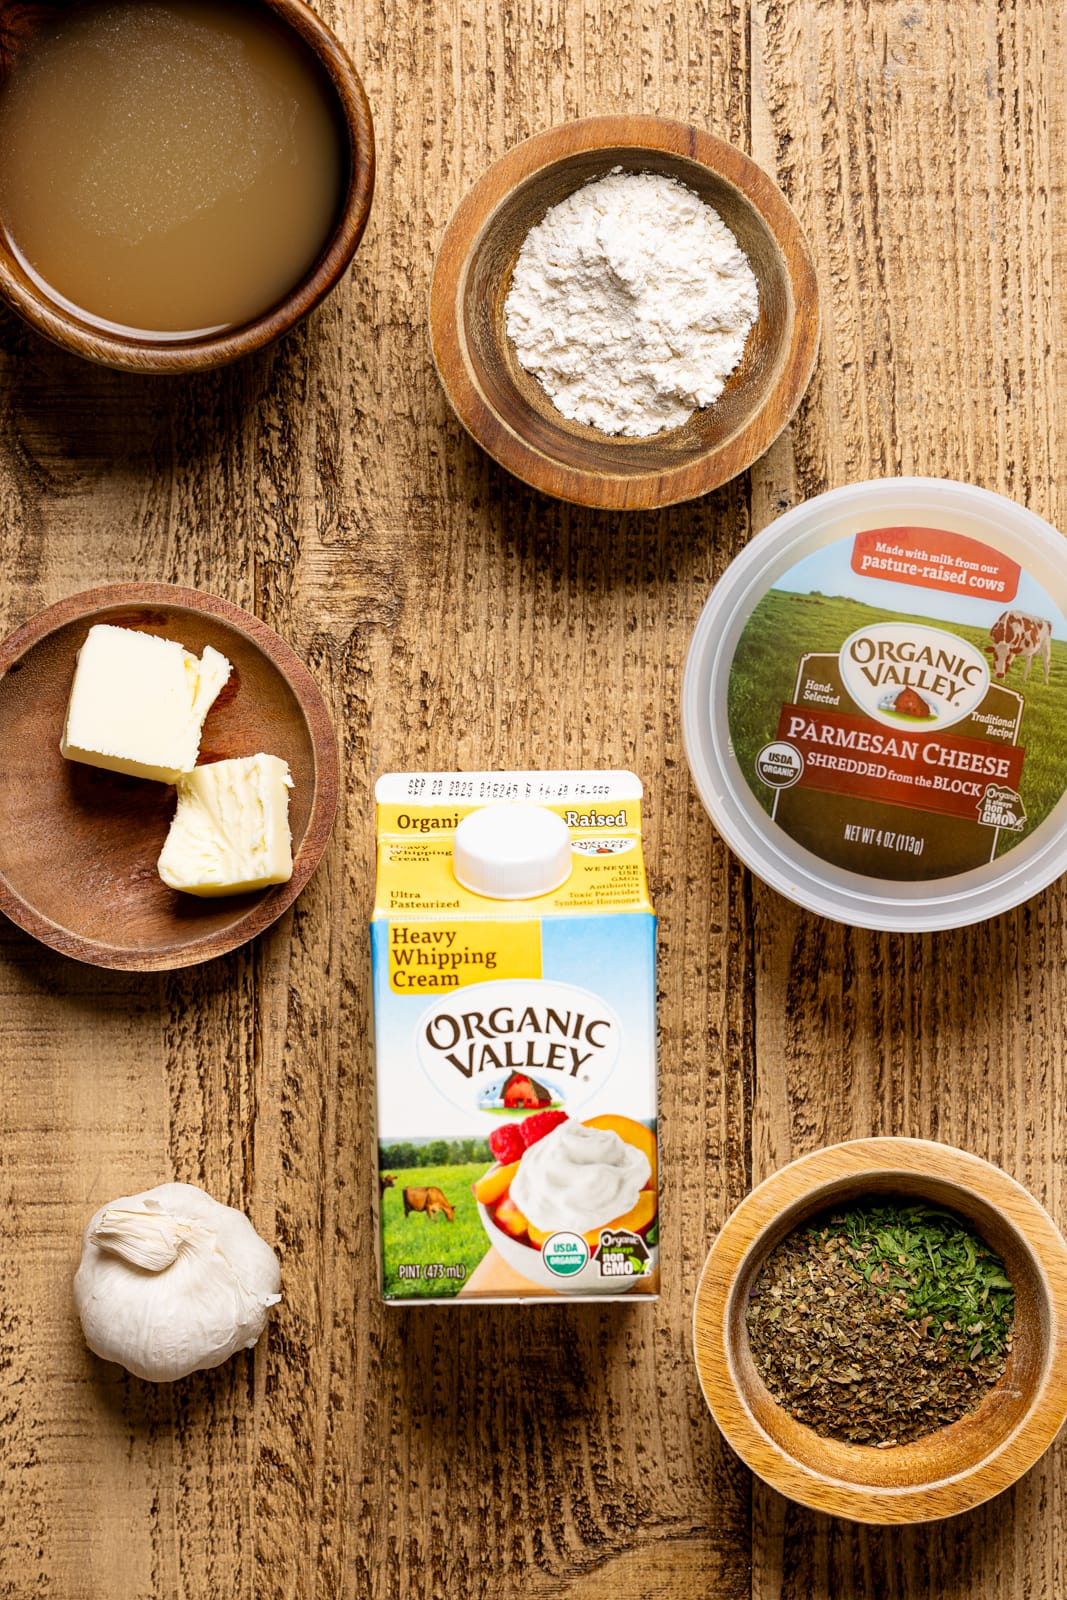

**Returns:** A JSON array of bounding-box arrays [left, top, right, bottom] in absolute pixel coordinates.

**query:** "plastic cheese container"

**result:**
[[682, 478, 1067, 931]]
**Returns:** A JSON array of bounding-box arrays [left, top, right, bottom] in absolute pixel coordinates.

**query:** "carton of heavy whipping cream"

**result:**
[[371, 771, 658, 1303]]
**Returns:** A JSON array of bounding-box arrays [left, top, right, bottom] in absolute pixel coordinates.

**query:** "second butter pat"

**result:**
[[61, 624, 232, 783], [157, 753, 294, 897]]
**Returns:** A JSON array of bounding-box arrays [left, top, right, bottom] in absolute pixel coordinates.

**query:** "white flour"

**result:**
[[505, 169, 759, 438]]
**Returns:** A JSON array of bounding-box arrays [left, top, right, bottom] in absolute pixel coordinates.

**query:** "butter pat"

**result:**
[[158, 754, 294, 897], [61, 624, 231, 784]]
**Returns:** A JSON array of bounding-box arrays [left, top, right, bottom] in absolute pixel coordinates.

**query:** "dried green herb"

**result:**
[[746, 1199, 1015, 1447]]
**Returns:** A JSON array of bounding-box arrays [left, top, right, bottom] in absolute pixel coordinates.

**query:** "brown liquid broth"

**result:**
[[0, 1, 348, 335]]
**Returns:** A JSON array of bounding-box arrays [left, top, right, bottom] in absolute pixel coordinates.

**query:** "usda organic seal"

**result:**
[[542, 1231, 589, 1278]]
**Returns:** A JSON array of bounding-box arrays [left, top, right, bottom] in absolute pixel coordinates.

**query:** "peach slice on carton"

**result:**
[[471, 1160, 520, 1207], [582, 1114, 658, 1193], [493, 1195, 530, 1239], [528, 1192, 658, 1251], [581, 1190, 657, 1250]]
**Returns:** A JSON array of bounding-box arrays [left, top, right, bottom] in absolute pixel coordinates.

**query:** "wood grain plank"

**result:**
[[309, 0, 758, 1593], [748, 0, 1067, 1594], [0, 1, 1065, 1598]]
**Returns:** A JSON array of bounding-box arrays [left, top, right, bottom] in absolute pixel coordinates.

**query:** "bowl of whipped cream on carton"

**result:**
[[683, 478, 1067, 931], [371, 771, 658, 1303]]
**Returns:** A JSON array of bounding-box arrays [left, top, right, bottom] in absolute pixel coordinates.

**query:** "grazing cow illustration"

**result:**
[[985, 611, 1052, 684], [379, 1173, 396, 1202], [403, 1185, 455, 1222]]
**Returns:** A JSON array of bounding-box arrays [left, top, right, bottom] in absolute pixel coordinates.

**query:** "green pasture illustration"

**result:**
[[729, 590, 1067, 851], [378, 1159, 491, 1301]]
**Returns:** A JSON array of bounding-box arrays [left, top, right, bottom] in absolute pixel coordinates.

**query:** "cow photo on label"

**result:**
[[403, 1186, 455, 1222], [986, 611, 1053, 684]]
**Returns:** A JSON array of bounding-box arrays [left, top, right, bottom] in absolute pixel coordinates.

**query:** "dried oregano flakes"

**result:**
[[746, 1199, 1015, 1447]]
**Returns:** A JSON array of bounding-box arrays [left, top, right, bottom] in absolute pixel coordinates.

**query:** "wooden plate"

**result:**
[[693, 1138, 1067, 1523], [0, 584, 338, 969], [430, 115, 819, 510]]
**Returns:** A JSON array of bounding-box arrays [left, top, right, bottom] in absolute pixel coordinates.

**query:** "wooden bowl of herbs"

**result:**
[[693, 1138, 1067, 1524]]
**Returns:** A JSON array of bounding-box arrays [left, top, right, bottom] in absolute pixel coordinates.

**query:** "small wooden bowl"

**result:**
[[0, 584, 339, 969], [0, 0, 374, 372], [429, 115, 819, 510], [693, 1138, 1067, 1523]]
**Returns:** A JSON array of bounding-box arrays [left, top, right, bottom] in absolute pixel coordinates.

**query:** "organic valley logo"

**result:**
[[415, 979, 621, 1116], [838, 623, 990, 731]]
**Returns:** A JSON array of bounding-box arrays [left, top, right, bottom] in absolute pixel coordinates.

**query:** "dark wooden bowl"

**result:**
[[693, 1138, 1067, 1523], [0, 584, 339, 969], [0, 0, 374, 372], [430, 115, 819, 510]]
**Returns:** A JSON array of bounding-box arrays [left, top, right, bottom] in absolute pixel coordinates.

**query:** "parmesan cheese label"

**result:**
[[727, 526, 1067, 880]]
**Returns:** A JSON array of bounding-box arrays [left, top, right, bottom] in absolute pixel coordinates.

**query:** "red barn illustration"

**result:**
[[501, 1072, 553, 1109], [892, 687, 933, 719]]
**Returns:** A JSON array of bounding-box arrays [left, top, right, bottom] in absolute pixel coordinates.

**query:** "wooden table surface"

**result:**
[[1, 2, 1064, 1596]]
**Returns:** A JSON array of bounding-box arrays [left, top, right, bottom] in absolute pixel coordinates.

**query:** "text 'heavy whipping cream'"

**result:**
[[370, 772, 658, 1303], [683, 479, 1067, 931]]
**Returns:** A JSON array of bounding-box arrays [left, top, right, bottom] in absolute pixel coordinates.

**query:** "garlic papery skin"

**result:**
[[73, 1182, 281, 1382]]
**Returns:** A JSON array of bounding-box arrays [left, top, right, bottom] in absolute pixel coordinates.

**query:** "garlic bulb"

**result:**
[[73, 1182, 281, 1382]]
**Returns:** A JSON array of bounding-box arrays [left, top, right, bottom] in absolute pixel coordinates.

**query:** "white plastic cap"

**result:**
[[453, 804, 573, 900]]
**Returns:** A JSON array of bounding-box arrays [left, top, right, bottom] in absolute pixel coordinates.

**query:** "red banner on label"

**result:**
[[776, 704, 1025, 822], [851, 527, 1021, 604]]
